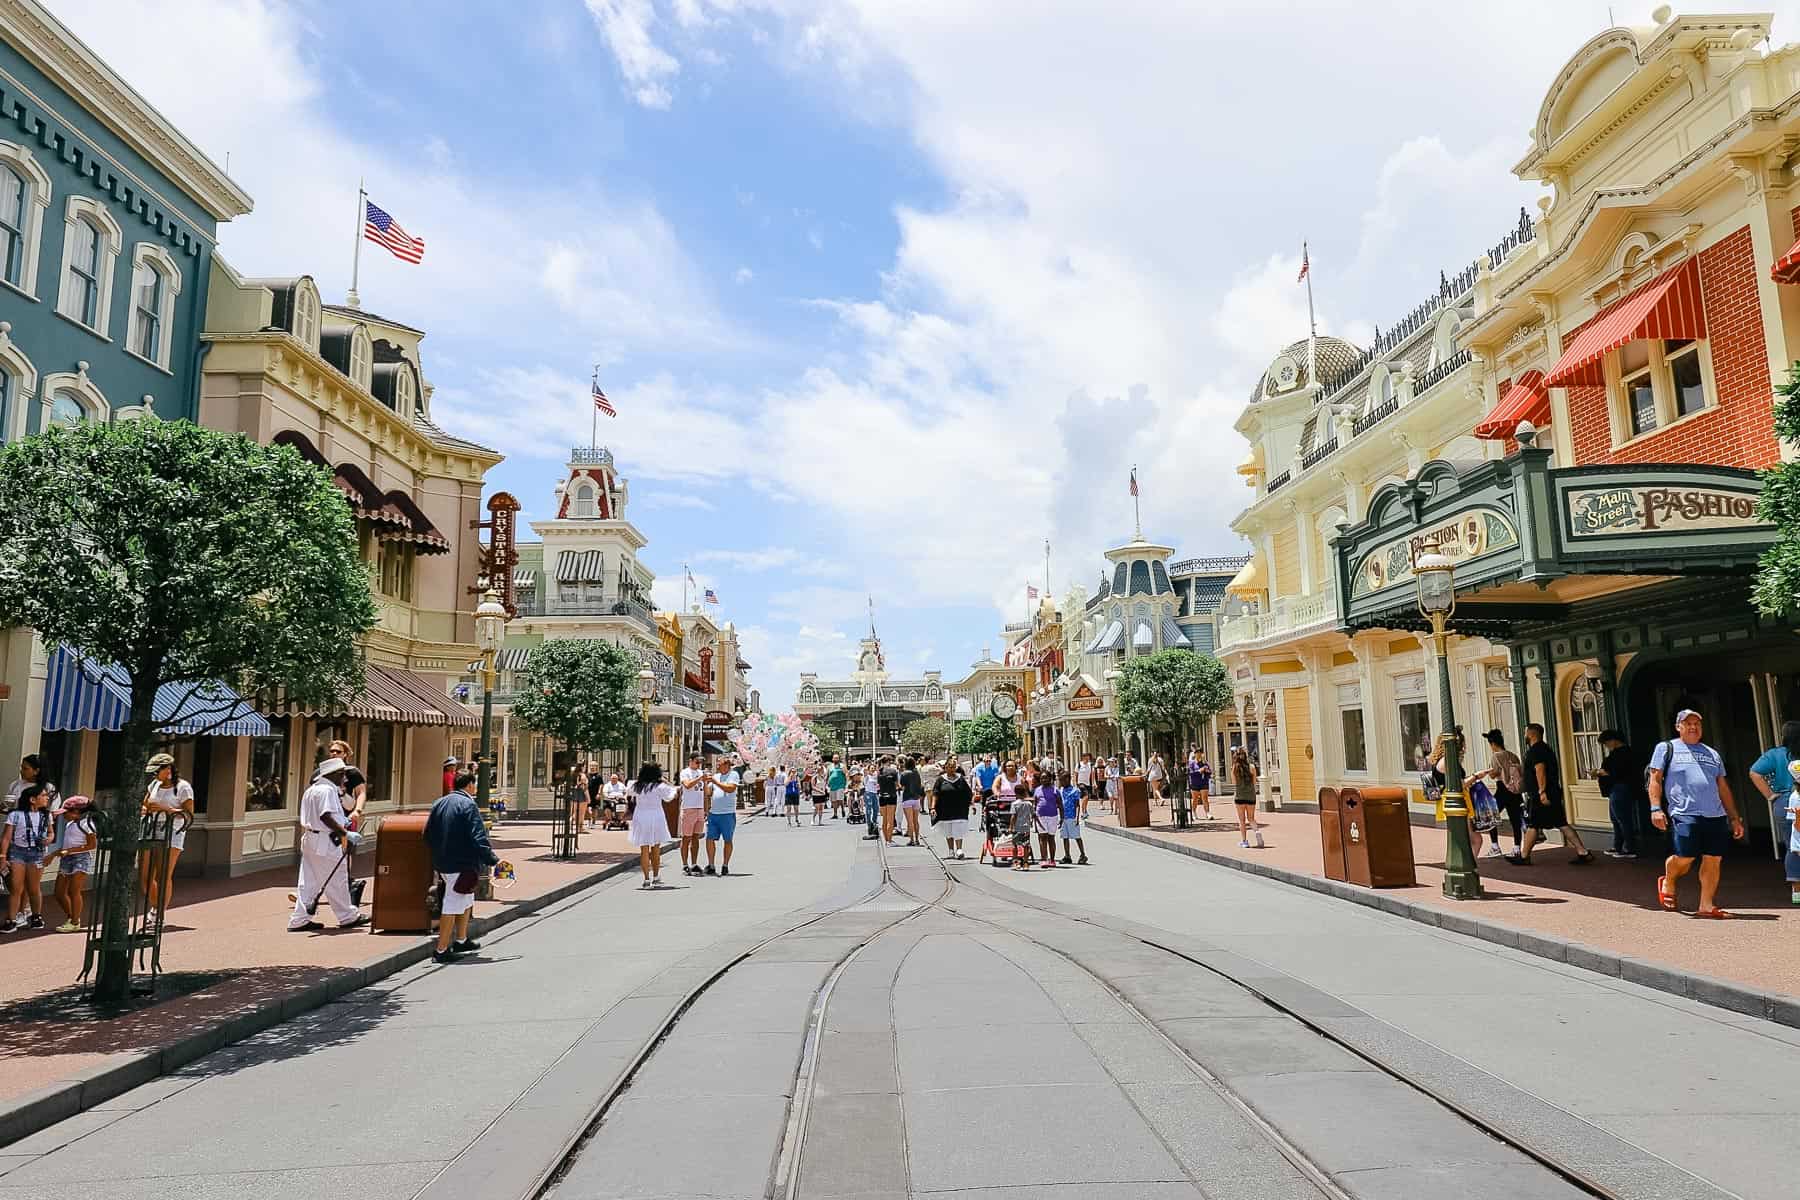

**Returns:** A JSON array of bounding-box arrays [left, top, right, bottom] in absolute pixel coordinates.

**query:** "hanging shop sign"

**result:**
[[1350, 507, 1518, 598], [1066, 682, 1105, 713], [1564, 483, 1762, 537]]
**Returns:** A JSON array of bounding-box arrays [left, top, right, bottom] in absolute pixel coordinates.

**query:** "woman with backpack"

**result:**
[[1472, 729, 1526, 859], [2, 783, 53, 931]]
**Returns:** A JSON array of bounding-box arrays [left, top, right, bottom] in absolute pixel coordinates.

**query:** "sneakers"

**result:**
[[432, 948, 456, 964], [56, 920, 80, 933], [1078, 857, 1091, 866], [338, 913, 369, 930], [1059, 857, 1073, 865], [720, 865, 731, 876], [26, 914, 45, 930], [703, 865, 717, 876], [1239, 839, 1251, 848], [288, 921, 323, 933], [640, 879, 653, 889], [1483, 844, 1504, 858], [453, 939, 482, 953]]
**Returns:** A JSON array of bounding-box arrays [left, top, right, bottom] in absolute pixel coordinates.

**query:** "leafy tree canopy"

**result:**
[[509, 638, 641, 756], [953, 712, 1021, 758], [901, 716, 951, 758], [1115, 649, 1233, 735], [1755, 365, 1800, 616], [809, 722, 846, 760]]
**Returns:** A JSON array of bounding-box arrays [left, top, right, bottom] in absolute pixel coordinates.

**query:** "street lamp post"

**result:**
[[1415, 552, 1483, 901], [473, 590, 507, 820], [636, 668, 657, 775]]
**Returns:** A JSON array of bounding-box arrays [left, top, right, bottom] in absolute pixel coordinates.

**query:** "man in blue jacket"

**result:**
[[424, 771, 498, 963]]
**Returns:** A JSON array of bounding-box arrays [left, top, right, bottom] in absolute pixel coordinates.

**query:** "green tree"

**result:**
[[509, 639, 641, 771], [808, 722, 846, 761], [0, 419, 376, 1001], [953, 713, 1021, 758], [1755, 364, 1800, 615], [1115, 649, 1233, 745], [901, 716, 951, 759]]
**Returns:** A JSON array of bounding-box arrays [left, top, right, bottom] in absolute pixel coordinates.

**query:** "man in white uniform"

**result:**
[[288, 758, 365, 931]]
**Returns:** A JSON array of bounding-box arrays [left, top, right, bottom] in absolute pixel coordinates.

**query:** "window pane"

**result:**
[[248, 718, 290, 811], [1626, 373, 1656, 436], [1619, 340, 1650, 375], [0, 169, 21, 285], [0, 371, 9, 443], [1397, 701, 1432, 774], [1340, 707, 1367, 772], [49, 390, 85, 426], [132, 262, 162, 358], [1669, 347, 1705, 416], [365, 723, 394, 802]]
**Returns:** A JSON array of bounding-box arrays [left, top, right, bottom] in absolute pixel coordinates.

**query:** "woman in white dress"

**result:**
[[627, 762, 675, 888]]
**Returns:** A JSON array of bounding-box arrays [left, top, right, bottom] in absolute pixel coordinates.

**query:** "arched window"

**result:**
[[39, 367, 108, 430], [0, 166, 24, 287], [394, 368, 415, 412], [293, 282, 319, 349], [130, 258, 164, 359], [572, 481, 597, 518], [1428, 310, 1462, 370], [49, 388, 88, 426], [1568, 676, 1603, 780], [64, 219, 101, 326], [0, 323, 34, 443], [58, 198, 122, 334], [1376, 368, 1395, 408], [0, 141, 50, 296], [348, 326, 371, 389], [0, 367, 11, 445]]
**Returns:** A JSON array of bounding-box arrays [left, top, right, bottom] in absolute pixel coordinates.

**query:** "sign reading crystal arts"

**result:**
[[1565, 483, 1762, 537], [1350, 507, 1518, 598]]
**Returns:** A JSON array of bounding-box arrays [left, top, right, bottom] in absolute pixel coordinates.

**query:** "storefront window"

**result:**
[[1340, 708, 1368, 772], [1397, 702, 1432, 774], [365, 723, 394, 803], [1569, 677, 1602, 781], [248, 718, 290, 811], [314, 721, 348, 767]]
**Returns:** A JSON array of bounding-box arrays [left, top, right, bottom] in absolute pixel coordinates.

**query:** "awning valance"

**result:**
[[1225, 553, 1266, 599], [1543, 258, 1705, 388], [1084, 620, 1123, 655], [555, 549, 605, 583], [514, 568, 536, 589], [43, 647, 272, 738], [264, 663, 479, 728], [1132, 621, 1154, 649], [1774, 236, 1800, 285], [1160, 616, 1191, 647], [464, 647, 533, 674], [1474, 370, 1550, 440]]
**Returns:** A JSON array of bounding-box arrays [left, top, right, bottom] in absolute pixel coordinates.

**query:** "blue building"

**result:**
[[0, 0, 250, 438]]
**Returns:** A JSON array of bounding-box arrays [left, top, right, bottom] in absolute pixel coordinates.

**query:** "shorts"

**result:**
[[879, 796, 897, 808], [1011, 828, 1032, 847], [940, 818, 969, 840], [438, 871, 475, 917], [812, 794, 828, 806], [705, 812, 737, 842], [7, 845, 44, 867], [1671, 813, 1731, 859], [1785, 848, 1800, 883], [1061, 818, 1083, 840], [1524, 794, 1567, 832], [58, 851, 92, 875], [785, 799, 800, 810], [1036, 814, 1059, 836], [901, 797, 920, 810], [679, 808, 705, 837]]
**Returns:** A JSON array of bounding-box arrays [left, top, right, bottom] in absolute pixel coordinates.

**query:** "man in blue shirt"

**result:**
[[974, 754, 1001, 799], [1649, 708, 1745, 917]]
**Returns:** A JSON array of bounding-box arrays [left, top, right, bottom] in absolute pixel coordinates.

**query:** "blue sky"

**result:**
[[50, 0, 1800, 702]]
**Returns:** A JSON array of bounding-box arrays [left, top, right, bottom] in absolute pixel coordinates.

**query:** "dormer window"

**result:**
[[349, 326, 371, 390], [293, 283, 319, 349], [393, 367, 415, 412], [573, 481, 597, 518]]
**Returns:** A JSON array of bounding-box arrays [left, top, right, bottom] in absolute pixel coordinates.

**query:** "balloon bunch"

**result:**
[[729, 711, 822, 777]]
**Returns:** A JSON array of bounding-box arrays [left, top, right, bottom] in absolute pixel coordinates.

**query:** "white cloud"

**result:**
[[694, 547, 843, 574], [734, 265, 754, 284], [641, 490, 716, 511], [584, 0, 680, 108]]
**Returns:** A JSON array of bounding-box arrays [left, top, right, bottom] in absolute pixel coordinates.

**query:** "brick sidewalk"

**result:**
[[1089, 801, 1800, 1000], [0, 821, 638, 1106]]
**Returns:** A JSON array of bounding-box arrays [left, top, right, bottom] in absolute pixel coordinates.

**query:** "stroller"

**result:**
[[600, 789, 630, 831], [979, 795, 1030, 866], [846, 785, 865, 824]]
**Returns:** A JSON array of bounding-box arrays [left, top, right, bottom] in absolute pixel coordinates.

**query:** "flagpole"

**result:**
[[590, 366, 600, 450], [1043, 537, 1051, 600], [1132, 465, 1141, 539], [1303, 240, 1317, 384], [347, 179, 364, 309]]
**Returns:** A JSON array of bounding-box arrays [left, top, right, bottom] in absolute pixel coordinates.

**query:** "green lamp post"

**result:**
[[1415, 551, 1482, 901]]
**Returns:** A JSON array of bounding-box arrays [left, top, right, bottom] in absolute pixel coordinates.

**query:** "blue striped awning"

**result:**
[[43, 647, 272, 738]]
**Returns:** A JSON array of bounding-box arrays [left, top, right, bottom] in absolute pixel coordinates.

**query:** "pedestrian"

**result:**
[[826, 755, 847, 820], [1147, 752, 1167, 805], [1230, 747, 1260, 848], [604, 771, 628, 829], [877, 755, 901, 843], [140, 752, 195, 921], [1076, 752, 1094, 805], [931, 757, 974, 860], [764, 769, 784, 818], [424, 769, 497, 962], [1033, 772, 1060, 867], [975, 753, 1000, 805], [784, 771, 803, 827], [1472, 730, 1525, 859], [327, 739, 368, 833], [1749, 720, 1800, 891], [1650, 709, 1745, 916], [288, 757, 367, 932], [1009, 783, 1035, 870], [1513, 723, 1594, 866], [627, 762, 675, 888], [442, 755, 458, 796], [2, 783, 52, 931], [1186, 751, 1211, 820], [1057, 769, 1089, 865], [1596, 730, 1643, 859], [809, 764, 829, 825], [899, 756, 925, 845], [5, 753, 58, 814], [677, 753, 707, 876], [44, 795, 94, 932], [704, 755, 740, 875], [862, 763, 881, 840]]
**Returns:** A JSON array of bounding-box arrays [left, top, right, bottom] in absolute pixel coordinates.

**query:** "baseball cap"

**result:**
[[1675, 708, 1702, 724]]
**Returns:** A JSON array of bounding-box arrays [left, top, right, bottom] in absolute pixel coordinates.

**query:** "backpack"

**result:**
[[1645, 740, 1678, 799]]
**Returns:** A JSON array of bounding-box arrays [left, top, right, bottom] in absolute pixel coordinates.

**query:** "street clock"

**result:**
[[989, 691, 1019, 720]]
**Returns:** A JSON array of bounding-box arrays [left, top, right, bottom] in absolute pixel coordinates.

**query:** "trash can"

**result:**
[[1318, 786, 1347, 881], [1339, 786, 1417, 888], [1120, 775, 1150, 828], [372, 812, 434, 932]]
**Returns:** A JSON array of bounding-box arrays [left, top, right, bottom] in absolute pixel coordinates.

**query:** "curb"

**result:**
[[1088, 822, 1800, 1031], [0, 849, 659, 1150]]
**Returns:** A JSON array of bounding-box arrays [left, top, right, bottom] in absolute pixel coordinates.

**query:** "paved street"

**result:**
[[3, 812, 1793, 1199]]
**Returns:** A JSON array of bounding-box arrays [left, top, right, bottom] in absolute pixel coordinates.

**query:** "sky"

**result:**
[[45, 0, 1800, 705]]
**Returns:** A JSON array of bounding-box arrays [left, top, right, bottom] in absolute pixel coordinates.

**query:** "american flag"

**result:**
[[1129, 468, 1139, 498], [1296, 242, 1310, 283], [363, 199, 425, 263], [593, 380, 615, 418], [704, 588, 719, 604], [1026, 584, 1038, 599]]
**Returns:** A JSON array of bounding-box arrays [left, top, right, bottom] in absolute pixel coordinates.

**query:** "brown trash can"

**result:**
[[1119, 775, 1150, 828], [1339, 786, 1417, 888], [372, 812, 434, 932], [1318, 786, 1347, 881]]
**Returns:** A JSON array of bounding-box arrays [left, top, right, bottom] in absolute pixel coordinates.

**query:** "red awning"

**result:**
[[1543, 258, 1705, 388], [1474, 370, 1549, 440], [1774, 236, 1800, 285]]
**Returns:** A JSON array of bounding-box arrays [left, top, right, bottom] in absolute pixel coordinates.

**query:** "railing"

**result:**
[[1351, 397, 1398, 437], [1299, 436, 1339, 471], [1265, 469, 1291, 496], [1217, 587, 1337, 651], [1413, 346, 1471, 395], [1168, 554, 1251, 575], [569, 446, 614, 466], [1486, 206, 1535, 273], [516, 593, 657, 631]]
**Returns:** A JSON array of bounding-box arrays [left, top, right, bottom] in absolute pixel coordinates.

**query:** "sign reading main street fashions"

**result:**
[[1565, 483, 1764, 537], [1350, 507, 1519, 598]]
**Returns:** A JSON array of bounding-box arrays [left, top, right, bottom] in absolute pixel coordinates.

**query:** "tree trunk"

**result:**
[[94, 690, 157, 1003]]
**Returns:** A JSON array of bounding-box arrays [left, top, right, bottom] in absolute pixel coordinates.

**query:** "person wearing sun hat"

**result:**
[[287, 756, 366, 932]]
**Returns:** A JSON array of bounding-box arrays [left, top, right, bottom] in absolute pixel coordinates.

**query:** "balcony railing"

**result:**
[[1351, 397, 1397, 437], [1169, 554, 1252, 575], [1299, 436, 1338, 471], [516, 593, 658, 632], [1217, 587, 1336, 651], [569, 446, 614, 466], [1486, 206, 1535, 273], [1265, 469, 1291, 496], [1413, 346, 1472, 395]]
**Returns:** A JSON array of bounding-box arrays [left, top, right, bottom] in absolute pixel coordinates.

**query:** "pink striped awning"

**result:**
[[1544, 258, 1705, 389], [1474, 370, 1549, 440], [1773, 236, 1800, 285]]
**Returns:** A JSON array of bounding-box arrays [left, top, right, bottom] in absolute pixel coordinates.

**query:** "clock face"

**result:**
[[1277, 360, 1298, 387], [990, 692, 1018, 719]]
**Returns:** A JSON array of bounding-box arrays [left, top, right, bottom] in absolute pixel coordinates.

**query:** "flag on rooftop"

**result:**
[[1297, 242, 1310, 283], [1129, 468, 1139, 498], [704, 588, 719, 604], [593, 380, 615, 418], [363, 199, 425, 263]]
